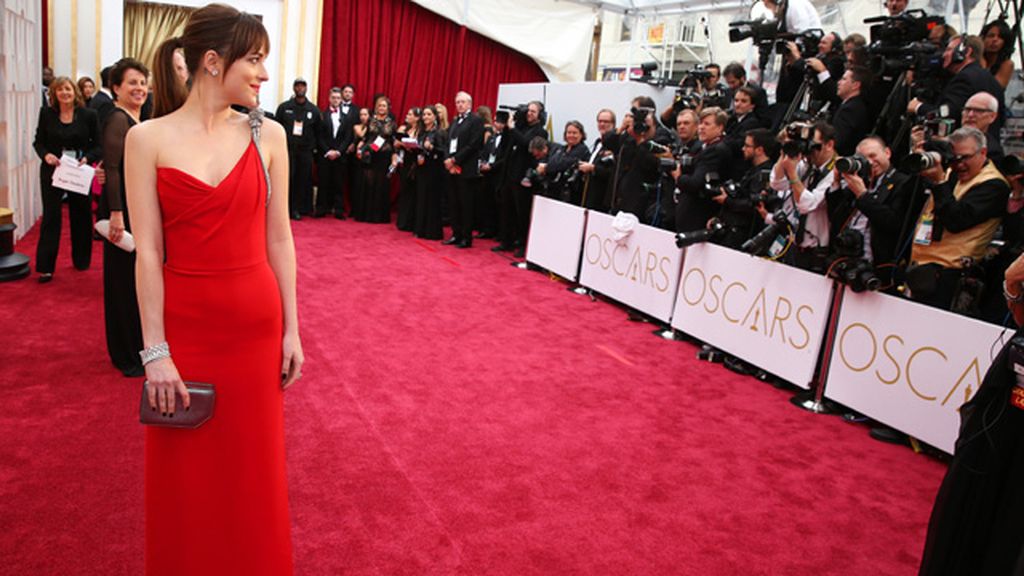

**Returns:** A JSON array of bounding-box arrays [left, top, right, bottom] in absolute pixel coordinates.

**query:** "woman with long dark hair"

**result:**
[[980, 19, 1015, 89], [394, 106, 422, 232], [414, 106, 448, 240], [126, 4, 302, 574], [99, 58, 148, 377], [364, 96, 396, 223], [351, 107, 371, 221], [32, 76, 101, 282]]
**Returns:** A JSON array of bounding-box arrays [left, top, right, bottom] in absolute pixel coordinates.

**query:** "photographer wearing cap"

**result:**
[[672, 107, 733, 233], [908, 35, 1005, 145], [826, 136, 910, 286], [712, 128, 779, 249], [907, 126, 1009, 312], [767, 121, 837, 271]]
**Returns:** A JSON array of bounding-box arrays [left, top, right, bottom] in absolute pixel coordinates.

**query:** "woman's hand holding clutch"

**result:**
[[145, 358, 190, 416], [281, 331, 304, 390]]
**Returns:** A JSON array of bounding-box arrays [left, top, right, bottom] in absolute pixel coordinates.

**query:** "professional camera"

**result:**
[[521, 167, 546, 188], [630, 106, 657, 135], [864, 10, 945, 78], [742, 210, 793, 255], [675, 218, 727, 248], [900, 139, 953, 172], [827, 229, 880, 292], [866, 10, 944, 46], [499, 103, 546, 127], [782, 121, 816, 158], [919, 107, 956, 139], [775, 29, 824, 59], [728, 18, 780, 44], [836, 154, 872, 182]]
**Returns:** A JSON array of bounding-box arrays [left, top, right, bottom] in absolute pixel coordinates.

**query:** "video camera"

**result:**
[[728, 18, 781, 45], [777, 29, 824, 60], [499, 103, 546, 127], [864, 11, 945, 78]]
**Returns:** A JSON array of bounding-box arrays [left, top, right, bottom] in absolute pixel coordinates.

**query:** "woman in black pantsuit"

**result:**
[[414, 106, 448, 240], [99, 58, 148, 377], [363, 96, 396, 223], [33, 76, 101, 282]]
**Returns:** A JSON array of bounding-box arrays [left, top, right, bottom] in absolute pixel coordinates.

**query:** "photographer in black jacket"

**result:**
[[713, 128, 778, 249], [577, 109, 618, 211], [543, 121, 591, 205], [672, 107, 733, 233], [496, 101, 548, 256], [611, 106, 661, 220]]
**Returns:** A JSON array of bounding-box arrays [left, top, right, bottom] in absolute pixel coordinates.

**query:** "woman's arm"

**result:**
[[996, 59, 1014, 90], [125, 123, 188, 414], [263, 119, 304, 388], [33, 107, 58, 165]]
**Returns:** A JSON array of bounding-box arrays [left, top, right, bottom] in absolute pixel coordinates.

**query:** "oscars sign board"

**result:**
[[824, 289, 1010, 454], [578, 211, 684, 323], [525, 196, 587, 281], [670, 244, 834, 388]]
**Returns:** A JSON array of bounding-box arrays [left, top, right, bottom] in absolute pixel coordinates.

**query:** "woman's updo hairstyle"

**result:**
[[152, 3, 270, 118]]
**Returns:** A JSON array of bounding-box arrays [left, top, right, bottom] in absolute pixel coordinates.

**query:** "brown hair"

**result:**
[[76, 76, 95, 96], [699, 106, 728, 128], [48, 77, 85, 110], [110, 58, 151, 101], [152, 3, 270, 118]]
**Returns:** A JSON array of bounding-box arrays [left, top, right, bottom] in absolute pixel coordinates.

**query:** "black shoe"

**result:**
[[38, 273, 53, 284], [334, 212, 347, 220], [475, 231, 494, 239], [457, 240, 472, 249], [869, 426, 910, 446], [290, 212, 302, 221], [491, 244, 513, 252], [442, 237, 460, 246], [513, 247, 525, 258]]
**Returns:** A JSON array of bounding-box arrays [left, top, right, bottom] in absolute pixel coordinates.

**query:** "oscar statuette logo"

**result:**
[[836, 322, 982, 408], [678, 266, 815, 351], [583, 232, 673, 293]]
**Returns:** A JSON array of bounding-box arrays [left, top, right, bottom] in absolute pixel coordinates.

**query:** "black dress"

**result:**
[[414, 128, 448, 240], [98, 108, 144, 377], [32, 106, 101, 274], [395, 128, 417, 232], [363, 116, 395, 223], [351, 127, 369, 222], [918, 329, 1024, 575]]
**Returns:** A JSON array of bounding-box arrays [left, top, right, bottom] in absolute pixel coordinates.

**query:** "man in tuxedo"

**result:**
[[496, 101, 547, 255], [443, 91, 484, 248], [479, 110, 511, 238], [831, 66, 871, 156], [909, 35, 1005, 141], [316, 86, 355, 219], [276, 78, 320, 220], [577, 108, 619, 211], [672, 107, 733, 233], [88, 66, 115, 126], [724, 86, 764, 161], [827, 135, 911, 278]]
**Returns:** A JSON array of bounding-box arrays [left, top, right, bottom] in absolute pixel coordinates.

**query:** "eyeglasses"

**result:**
[[963, 106, 996, 114], [951, 151, 979, 164]]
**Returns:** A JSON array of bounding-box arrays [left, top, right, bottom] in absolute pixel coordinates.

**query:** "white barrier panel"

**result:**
[[578, 211, 684, 323], [525, 196, 587, 281], [825, 288, 1010, 454], [670, 244, 834, 389]]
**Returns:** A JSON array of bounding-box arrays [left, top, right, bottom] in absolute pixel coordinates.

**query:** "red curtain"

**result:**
[[318, 0, 547, 118]]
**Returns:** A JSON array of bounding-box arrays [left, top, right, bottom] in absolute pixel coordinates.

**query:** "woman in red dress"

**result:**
[[124, 5, 303, 575]]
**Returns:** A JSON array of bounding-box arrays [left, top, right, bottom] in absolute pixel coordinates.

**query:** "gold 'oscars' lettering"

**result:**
[[906, 346, 947, 401], [584, 233, 601, 265], [611, 242, 628, 276], [601, 238, 613, 270], [644, 251, 659, 289], [721, 282, 746, 324], [789, 305, 813, 350], [941, 357, 982, 407], [839, 322, 876, 372], [877, 334, 903, 385], [705, 274, 723, 314], [768, 296, 792, 345], [627, 246, 643, 282], [681, 267, 706, 306], [741, 287, 769, 334], [656, 256, 671, 293]]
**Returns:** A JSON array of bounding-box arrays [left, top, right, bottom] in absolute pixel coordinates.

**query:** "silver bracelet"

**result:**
[[1004, 280, 1024, 303], [139, 342, 171, 365]]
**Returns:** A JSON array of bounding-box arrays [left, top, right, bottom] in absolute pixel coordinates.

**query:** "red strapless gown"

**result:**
[[146, 141, 293, 575]]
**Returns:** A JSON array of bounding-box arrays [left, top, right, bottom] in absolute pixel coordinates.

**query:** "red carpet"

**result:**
[[0, 207, 947, 575]]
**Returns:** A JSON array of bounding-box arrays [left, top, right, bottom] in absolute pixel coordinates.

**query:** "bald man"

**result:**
[[443, 91, 485, 248], [962, 91, 1004, 163]]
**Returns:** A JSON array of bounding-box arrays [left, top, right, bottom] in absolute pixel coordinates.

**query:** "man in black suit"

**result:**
[[827, 135, 911, 282], [577, 108, 619, 211], [88, 66, 115, 127], [276, 78, 320, 220], [443, 91, 484, 248], [909, 35, 1005, 142], [831, 66, 871, 156], [722, 62, 770, 128], [496, 101, 548, 255], [479, 110, 511, 238], [316, 86, 355, 218], [672, 107, 733, 233], [724, 86, 763, 161]]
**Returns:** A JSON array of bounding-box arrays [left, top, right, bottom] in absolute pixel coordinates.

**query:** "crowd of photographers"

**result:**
[[520, 4, 1022, 326]]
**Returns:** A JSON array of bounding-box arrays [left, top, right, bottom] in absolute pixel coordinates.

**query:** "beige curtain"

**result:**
[[123, 2, 195, 74]]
